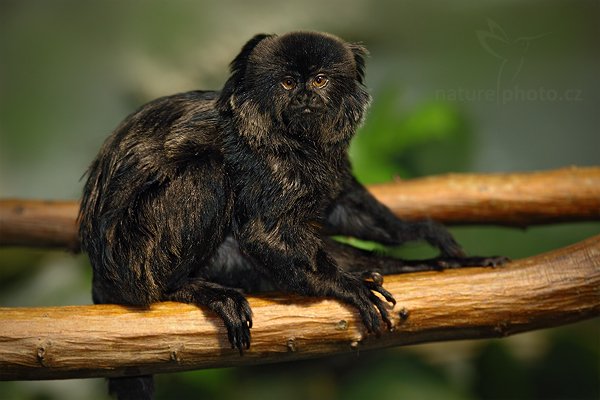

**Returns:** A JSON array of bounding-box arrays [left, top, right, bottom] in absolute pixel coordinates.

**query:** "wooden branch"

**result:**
[[1, 167, 599, 249], [1, 234, 598, 381], [370, 166, 600, 226], [0, 199, 79, 250]]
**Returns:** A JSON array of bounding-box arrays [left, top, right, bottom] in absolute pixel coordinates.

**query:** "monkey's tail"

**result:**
[[108, 375, 154, 400]]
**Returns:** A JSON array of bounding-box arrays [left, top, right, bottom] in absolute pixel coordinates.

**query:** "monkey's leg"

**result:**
[[102, 159, 253, 344], [326, 177, 507, 267], [84, 161, 250, 399], [325, 177, 464, 256], [200, 235, 275, 293]]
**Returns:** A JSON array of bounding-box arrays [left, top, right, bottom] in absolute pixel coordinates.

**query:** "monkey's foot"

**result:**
[[364, 255, 510, 275], [431, 255, 510, 269]]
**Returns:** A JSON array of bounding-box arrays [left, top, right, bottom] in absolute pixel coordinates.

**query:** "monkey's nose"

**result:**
[[292, 91, 319, 110]]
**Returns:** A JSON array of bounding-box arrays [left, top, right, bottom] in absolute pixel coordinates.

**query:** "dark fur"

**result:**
[[79, 32, 504, 400]]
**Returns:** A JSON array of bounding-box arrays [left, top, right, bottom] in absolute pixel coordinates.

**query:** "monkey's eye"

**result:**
[[281, 77, 296, 91], [312, 74, 329, 89]]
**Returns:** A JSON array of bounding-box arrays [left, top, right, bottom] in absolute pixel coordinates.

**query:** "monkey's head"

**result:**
[[218, 32, 371, 147]]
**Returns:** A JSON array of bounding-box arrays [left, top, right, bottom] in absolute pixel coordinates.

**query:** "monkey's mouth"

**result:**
[[292, 105, 322, 116], [282, 105, 326, 130]]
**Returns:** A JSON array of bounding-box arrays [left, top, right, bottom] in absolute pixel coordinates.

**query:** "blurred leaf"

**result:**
[[351, 88, 472, 184], [0, 248, 47, 292], [472, 341, 533, 399], [156, 368, 234, 400], [341, 353, 472, 400], [532, 326, 600, 400]]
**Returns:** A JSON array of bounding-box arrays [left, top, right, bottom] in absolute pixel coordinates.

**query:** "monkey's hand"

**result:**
[[336, 271, 396, 335], [167, 282, 252, 354]]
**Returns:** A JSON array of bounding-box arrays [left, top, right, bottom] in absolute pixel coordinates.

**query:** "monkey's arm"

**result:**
[[237, 219, 395, 334]]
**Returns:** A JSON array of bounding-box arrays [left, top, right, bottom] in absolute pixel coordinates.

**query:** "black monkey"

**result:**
[[79, 31, 505, 400]]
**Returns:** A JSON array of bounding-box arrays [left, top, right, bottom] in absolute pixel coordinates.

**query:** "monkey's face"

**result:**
[[220, 32, 371, 146]]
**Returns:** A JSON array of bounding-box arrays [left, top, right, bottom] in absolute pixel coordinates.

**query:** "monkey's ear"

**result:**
[[229, 34, 273, 78], [348, 43, 368, 84], [217, 34, 274, 112]]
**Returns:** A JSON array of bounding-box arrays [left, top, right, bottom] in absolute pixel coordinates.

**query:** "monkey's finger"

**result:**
[[482, 255, 511, 267], [357, 300, 382, 336], [237, 315, 252, 351], [234, 324, 251, 355], [243, 324, 251, 350], [364, 281, 396, 305], [240, 302, 253, 329], [369, 293, 394, 331], [237, 334, 245, 356]]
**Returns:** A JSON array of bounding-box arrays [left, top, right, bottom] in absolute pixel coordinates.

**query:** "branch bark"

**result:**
[[0, 200, 79, 250], [1, 167, 599, 249], [370, 166, 600, 226], [1, 234, 598, 381]]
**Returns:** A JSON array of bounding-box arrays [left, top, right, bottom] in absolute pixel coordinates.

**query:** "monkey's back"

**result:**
[[78, 90, 234, 305]]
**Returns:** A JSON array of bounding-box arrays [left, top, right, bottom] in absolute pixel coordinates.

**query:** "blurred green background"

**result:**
[[0, 1, 598, 399]]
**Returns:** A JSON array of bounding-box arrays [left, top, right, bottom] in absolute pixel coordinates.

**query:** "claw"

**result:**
[[376, 286, 396, 306], [382, 313, 394, 331], [361, 271, 384, 285]]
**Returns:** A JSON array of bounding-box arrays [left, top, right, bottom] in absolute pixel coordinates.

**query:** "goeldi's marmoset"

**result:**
[[78, 31, 506, 400]]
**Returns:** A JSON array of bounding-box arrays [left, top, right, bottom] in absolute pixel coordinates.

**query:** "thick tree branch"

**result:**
[[0, 200, 79, 250], [1, 167, 599, 249], [1, 234, 598, 381], [370, 166, 600, 226]]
